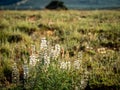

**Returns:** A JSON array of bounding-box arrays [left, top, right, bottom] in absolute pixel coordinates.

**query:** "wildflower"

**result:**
[[50, 46, 56, 59], [43, 52, 50, 67], [55, 44, 61, 57], [40, 37, 47, 50], [60, 61, 67, 70], [50, 44, 61, 59], [67, 61, 71, 70], [55, 44, 60, 51], [23, 64, 29, 80], [60, 61, 71, 70], [80, 79, 87, 90], [12, 63, 19, 83], [75, 86, 79, 90], [81, 79, 85, 85], [29, 54, 37, 66]]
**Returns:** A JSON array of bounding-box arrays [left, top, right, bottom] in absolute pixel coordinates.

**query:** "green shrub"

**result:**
[[0, 47, 11, 57], [1, 58, 12, 83], [8, 34, 23, 43], [29, 61, 83, 90]]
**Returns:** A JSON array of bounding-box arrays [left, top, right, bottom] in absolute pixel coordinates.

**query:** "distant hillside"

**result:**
[[0, 0, 22, 5], [0, 0, 120, 9]]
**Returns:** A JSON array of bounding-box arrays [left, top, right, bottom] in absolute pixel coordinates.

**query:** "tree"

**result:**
[[45, 0, 68, 10]]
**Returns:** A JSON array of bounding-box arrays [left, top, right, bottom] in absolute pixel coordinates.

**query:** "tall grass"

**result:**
[[0, 10, 120, 90]]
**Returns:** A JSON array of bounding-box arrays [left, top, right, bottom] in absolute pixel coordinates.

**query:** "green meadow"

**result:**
[[0, 10, 120, 90]]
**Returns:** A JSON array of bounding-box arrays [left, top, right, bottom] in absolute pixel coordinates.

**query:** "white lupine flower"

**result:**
[[43, 55, 48, 63], [54, 50, 60, 59], [12, 63, 19, 83], [43, 52, 50, 67], [44, 43, 61, 59], [55, 44, 61, 54], [75, 86, 79, 90], [67, 61, 71, 70], [50, 47, 55, 58], [80, 71, 89, 90], [50, 44, 61, 59], [44, 56, 50, 67], [80, 79, 86, 89], [60, 62, 67, 70], [12, 63, 19, 75], [29, 55, 37, 66], [23, 64, 29, 79], [40, 37, 47, 50], [80, 78, 88, 90], [55, 44, 60, 51], [81, 80, 85, 85], [54, 50, 59, 59], [60, 61, 71, 70], [23, 65, 29, 74]]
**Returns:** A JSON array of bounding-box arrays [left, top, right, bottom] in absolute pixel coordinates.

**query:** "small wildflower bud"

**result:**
[[54, 44, 61, 58]]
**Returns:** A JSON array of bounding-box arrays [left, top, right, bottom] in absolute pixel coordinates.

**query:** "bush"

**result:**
[[45, 0, 68, 10], [1, 58, 12, 85], [8, 34, 23, 43], [0, 47, 10, 57], [3, 65, 12, 83]]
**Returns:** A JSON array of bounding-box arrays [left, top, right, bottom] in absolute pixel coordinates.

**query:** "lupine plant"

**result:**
[[25, 37, 90, 90], [12, 62, 19, 85]]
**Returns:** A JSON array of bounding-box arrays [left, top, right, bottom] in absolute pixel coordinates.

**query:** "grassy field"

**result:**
[[0, 10, 120, 90]]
